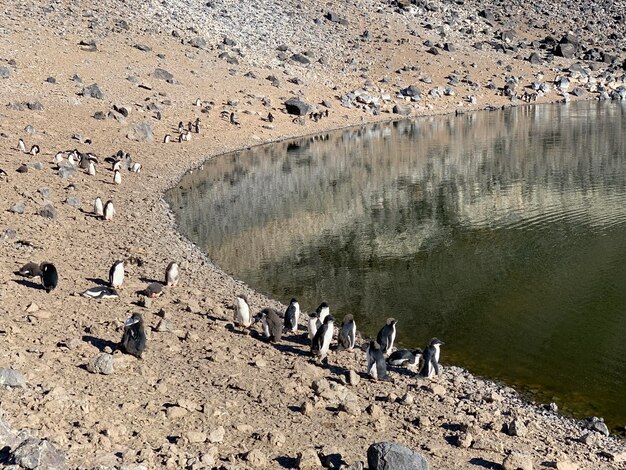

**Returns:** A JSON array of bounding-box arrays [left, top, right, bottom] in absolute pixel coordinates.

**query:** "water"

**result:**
[[166, 101, 626, 431]]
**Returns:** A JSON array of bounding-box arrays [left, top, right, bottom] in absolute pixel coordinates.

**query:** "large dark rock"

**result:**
[[12, 437, 66, 469], [81, 83, 104, 99], [285, 98, 310, 116], [291, 53, 311, 65], [392, 104, 412, 115], [400, 85, 421, 98], [190, 36, 207, 49], [153, 68, 174, 81], [367, 442, 429, 470], [0, 66, 9, 79], [555, 43, 577, 59]]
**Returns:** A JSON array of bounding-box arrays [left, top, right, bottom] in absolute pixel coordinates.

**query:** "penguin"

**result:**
[[87, 160, 96, 176], [113, 169, 121, 185], [234, 294, 252, 328], [230, 112, 240, 126], [30, 144, 40, 156], [79, 153, 90, 170], [420, 338, 444, 378], [338, 314, 357, 350], [103, 200, 115, 221], [17, 138, 26, 153], [194, 98, 201, 106], [178, 121, 184, 133], [0, 168, 7, 181], [308, 311, 321, 341], [316, 302, 330, 323], [193, 117, 200, 133], [40, 263, 58, 293], [255, 307, 282, 342], [112, 160, 122, 171], [283, 298, 300, 333], [54, 152, 65, 164], [388, 348, 423, 367], [376, 318, 398, 356], [143, 282, 164, 298], [17, 261, 42, 278], [165, 262, 179, 287], [311, 315, 335, 362], [183, 130, 192, 141], [82, 286, 119, 299], [366, 340, 389, 381], [267, 112, 274, 123], [108, 260, 124, 289], [94, 197, 104, 217], [187, 121, 193, 132], [68, 152, 77, 166], [163, 134, 171, 144], [130, 162, 141, 173], [120, 313, 147, 358], [178, 133, 184, 143]]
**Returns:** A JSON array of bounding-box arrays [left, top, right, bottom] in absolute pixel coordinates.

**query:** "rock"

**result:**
[[347, 370, 360, 386], [507, 419, 528, 437], [556, 43, 577, 59], [367, 442, 429, 470], [366, 404, 382, 418], [555, 461, 579, 470], [246, 449, 268, 467], [571, 87, 585, 97], [12, 437, 66, 469], [113, 104, 131, 117], [166, 406, 187, 419], [502, 452, 533, 470], [300, 402, 314, 416], [27, 101, 43, 111], [298, 448, 322, 469], [428, 384, 446, 396], [46, 77, 56, 84], [127, 122, 153, 142], [82, 83, 104, 99], [608, 452, 626, 463], [454, 431, 473, 448], [400, 85, 421, 98], [399, 392, 414, 405], [153, 68, 174, 81], [472, 437, 504, 452], [392, 104, 412, 115], [87, 353, 114, 375], [185, 431, 206, 443], [16, 165, 28, 173], [268, 431, 285, 447], [528, 53, 542, 65], [39, 204, 57, 220], [291, 53, 311, 65], [10, 202, 25, 214], [134, 44, 152, 52], [65, 197, 81, 208], [584, 416, 609, 436], [208, 426, 225, 443], [0, 66, 10, 78], [285, 98, 311, 116], [339, 399, 361, 417], [25, 303, 39, 313], [0, 417, 22, 448], [58, 165, 76, 179], [190, 37, 207, 49], [0, 368, 26, 387]]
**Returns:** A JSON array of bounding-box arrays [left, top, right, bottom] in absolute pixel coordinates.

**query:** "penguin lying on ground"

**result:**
[[82, 286, 119, 299], [16, 261, 42, 278], [387, 348, 423, 367]]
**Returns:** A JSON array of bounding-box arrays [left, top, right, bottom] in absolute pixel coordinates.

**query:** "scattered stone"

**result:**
[[12, 437, 66, 469], [208, 426, 225, 443], [58, 164, 76, 179], [454, 431, 473, 448], [472, 437, 504, 452], [392, 104, 412, 115], [285, 98, 311, 115], [347, 370, 360, 386], [428, 384, 446, 396], [556, 461, 579, 470], [185, 431, 206, 443], [134, 44, 152, 52], [246, 449, 268, 467], [87, 353, 114, 375], [366, 404, 383, 418], [298, 448, 322, 469], [25, 303, 39, 313], [291, 53, 311, 65], [153, 68, 174, 81], [65, 197, 81, 208], [300, 402, 314, 416], [0, 66, 10, 79], [507, 419, 528, 437], [502, 452, 533, 470], [16, 165, 28, 173], [584, 416, 609, 436], [367, 442, 429, 470], [82, 83, 104, 99], [39, 203, 57, 220], [46, 76, 56, 84], [0, 368, 26, 387], [127, 122, 153, 142], [556, 43, 577, 59], [190, 37, 207, 49], [10, 202, 25, 214]]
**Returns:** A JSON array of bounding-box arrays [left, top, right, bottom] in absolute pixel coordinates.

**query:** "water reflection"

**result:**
[[167, 101, 626, 431]]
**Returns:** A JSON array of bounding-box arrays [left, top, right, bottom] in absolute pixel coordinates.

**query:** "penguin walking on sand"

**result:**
[[316, 302, 330, 323], [94, 197, 104, 217], [29, 144, 40, 156], [163, 134, 171, 144], [311, 315, 335, 362], [388, 348, 423, 367], [103, 200, 115, 221], [255, 308, 283, 342], [367, 340, 389, 381], [108, 260, 124, 289], [120, 313, 147, 358], [87, 160, 96, 176], [338, 314, 357, 350], [283, 298, 300, 333], [40, 263, 58, 293], [234, 294, 252, 328], [420, 338, 444, 378], [165, 262, 179, 287], [308, 311, 321, 342], [377, 318, 398, 356], [113, 169, 122, 185], [17, 139, 26, 153]]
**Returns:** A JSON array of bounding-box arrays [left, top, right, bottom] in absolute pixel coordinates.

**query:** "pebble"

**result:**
[[208, 426, 225, 443]]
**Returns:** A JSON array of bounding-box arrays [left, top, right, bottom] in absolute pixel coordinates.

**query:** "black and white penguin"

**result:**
[[120, 313, 147, 358], [54, 151, 65, 164], [316, 302, 330, 323], [113, 169, 121, 185], [108, 260, 124, 289], [420, 338, 444, 378], [178, 121, 184, 133], [308, 311, 321, 341], [40, 263, 58, 293], [163, 134, 171, 144], [366, 340, 388, 381], [311, 315, 335, 362], [17, 261, 42, 278], [30, 144, 40, 156], [234, 294, 252, 328], [194, 98, 201, 107], [143, 282, 164, 298], [283, 298, 300, 333], [338, 314, 357, 350], [255, 307, 282, 342], [130, 162, 141, 173], [388, 348, 423, 367], [376, 318, 398, 356], [267, 112, 274, 123], [103, 200, 115, 221], [94, 197, 104, 217], [87, 160, 96, 176], [193, 117, 200, 133], [17, 139, 26, 153], [165, 262, 179, 287], [82, 286, 119, 299], [230, 112, 240, 126]]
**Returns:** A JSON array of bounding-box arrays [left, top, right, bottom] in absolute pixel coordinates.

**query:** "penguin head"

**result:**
[[413, 347, 424, 355], [308, 311, 319, 319], [342, 314, 354, 322], [124, 313, 142, 327], [316, 302, 328, 313], [324, 315, 335, 324], [236, 293, 248, 303], [387, 317, 398, 326], [254, 310, 268, 322], [41, 262, 55, 274], [430, 338, 444, 346], [369, 340, 381, 351], [289, 297, 297, 304]]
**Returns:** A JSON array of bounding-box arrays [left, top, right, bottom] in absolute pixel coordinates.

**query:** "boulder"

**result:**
[[0, 368, 26, 387], [12, 437, 66, 469], [285, 98, 311, 116], [367, 442, 429, 470]]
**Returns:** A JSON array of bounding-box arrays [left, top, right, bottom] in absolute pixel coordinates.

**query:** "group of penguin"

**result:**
[[234, 296, 444, 381], [17, 259, 181, 359]]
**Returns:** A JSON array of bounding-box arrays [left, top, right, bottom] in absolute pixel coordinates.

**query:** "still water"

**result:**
[[166, 101, 626, 431]]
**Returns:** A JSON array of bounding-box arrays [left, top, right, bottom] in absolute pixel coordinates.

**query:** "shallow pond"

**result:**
[[166, 101, 626, 431]]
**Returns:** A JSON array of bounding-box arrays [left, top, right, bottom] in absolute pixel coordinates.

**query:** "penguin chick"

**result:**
[[165, 262, 179, 287], [376, 318, 398, 356], [283, 298, 300, 333], [82, 286, 119, 299], [388, 348, 423, 367], [40, 262, 58, 293], [311, 315, 335, 362], [255, 307, 282, 342], [234, 294, 251, 328], [143, 282, 164, 298], [420, 338, 444, 378], [338, 314, 357, 351], [17, 261, 42, 278], [366, 340, 389, 381], [120, 313, 147, 358], [108, 260, 125, 289]]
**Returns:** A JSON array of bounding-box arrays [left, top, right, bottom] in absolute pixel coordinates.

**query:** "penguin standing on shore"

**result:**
[[94, 197, 104, 217], [255, 308, 283, 342], [17, 139, 26, 153], [108, 260, 124, 289], [366, 340, 388, 381], [419, 338, 444, 378], [338, 314, 357, 350], [120, 313, 147, 358], [311, 315, 335, 362], [377, 318, 398, 356], [165, 262, 179, 287], [283, 298, 300, 333], [29, 144, 40, 156], [308, 311, 321, 341], [163, 134, 171, 144], [388, 348, 423, 367], [103, 200, 115, 221], [113, 169, 122, 185], [40, 263, 58, 293], [234, 294, 252, 328], [316, 302, 330, 323]]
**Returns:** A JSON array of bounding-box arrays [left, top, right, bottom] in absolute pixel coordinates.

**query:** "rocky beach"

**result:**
[[1, 0, 626, 468]]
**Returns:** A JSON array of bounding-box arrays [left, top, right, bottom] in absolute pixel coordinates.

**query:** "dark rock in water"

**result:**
[[39, 204, 57, 220], [153, 68, 174, 81], [285, 98, 311, 116], [291, 53, 311, 65], [12, 437, 66, 469], [393, 104, 412, 115], [190, 36, 207, 49], [528, 52, 542, 65], [556, 43, 577, 59], [82, 83, 104, 99], [0, 66, 9, 79], [367, 442, 429, 470]]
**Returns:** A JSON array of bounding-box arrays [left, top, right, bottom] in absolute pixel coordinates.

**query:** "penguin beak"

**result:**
[[124, 317, 139, 327]]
